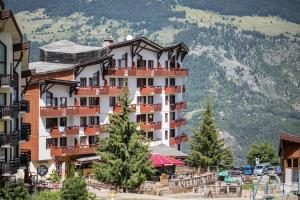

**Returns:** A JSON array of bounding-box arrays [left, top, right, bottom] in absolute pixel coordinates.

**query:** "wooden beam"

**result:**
[[40, 83, 55, 97]]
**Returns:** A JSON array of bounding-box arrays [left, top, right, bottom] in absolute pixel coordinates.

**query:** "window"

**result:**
[[60, 97, 67, 107], [89, 136, 97, 145], [170, 112, 176, 120], [0, 93, 6, 106], [170, 129, 175, 138], [165, 78, 169, 86], [148, 96, 153, 104], [165, 113, 168, 123], [110, 78, 116, 87], [165, 130, 168, 140], [137, 78, 147, 88], [136, 114, 147, 122], [80, 78, 87, 86], [118, 53, 128, 67], [60, 137, 67, 147], [165, 61, 168, 69], [293, 158, 298, 168], [165, 96, 169, 105], [46, 138, 58, 149], [148, 78, 153, 86], [137, 96, 146, 105], [111, 59, 116, 67], [148, 60, 154, 68], [170, 78, 176, 86], [170, 95, 175, 104], [60, 118, 67, 127], [46, 91, 53, 107], [287, 159, 292, 168], [46, 118, 58, 129], [109, 97, 116, 107], [89, 116, 99, 125], [89, 97, 99, 106], [148, 114, 153, 122], [0, 42, 6, 74], [118, 78, 127, 86], [80, 117, 87, 127], [80, 97, 87, 106], [147, 132, 153, 140]]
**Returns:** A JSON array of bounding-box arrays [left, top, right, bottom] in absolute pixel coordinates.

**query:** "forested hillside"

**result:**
[[6, 0, 300, 163]]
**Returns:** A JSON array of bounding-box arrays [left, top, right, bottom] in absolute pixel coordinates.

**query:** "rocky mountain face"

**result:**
[[6, 0, 300, 164]]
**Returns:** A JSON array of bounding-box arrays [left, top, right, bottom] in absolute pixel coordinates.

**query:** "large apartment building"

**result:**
[[21, 37, 188, 178], [0, 2, 31, 184]]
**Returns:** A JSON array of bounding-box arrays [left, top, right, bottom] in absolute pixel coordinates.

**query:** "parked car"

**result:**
[[254, 163, 270, 176], [229, 169, 242, 177], [242, 165, 254, 175]]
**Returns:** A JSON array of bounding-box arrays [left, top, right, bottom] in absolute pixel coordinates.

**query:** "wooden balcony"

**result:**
[[154, 68, 189, 77], [49, 126, 80, 137], [0, 160, 18, 176], [0, 105, 18, 118], [0, 132, 18, 146], [170, 102, 187, 111], [50, 144, 97, 157], [113, 105, 136, 113], [138, 104, 162, 113], [170, 118, 187, 129], [128, 68, 154, 76], [106, 68, 127, 76], [169, 134, 189, 145], [76, 86, 124, 96], [164, 86, 182, 94], [139, 121, 162, 132], [140, 86, 162, 95], [0, 74, 18, 88], [40, 106, 100, 117], [84, 125, 108, 135], [19, 100, 30, 113]]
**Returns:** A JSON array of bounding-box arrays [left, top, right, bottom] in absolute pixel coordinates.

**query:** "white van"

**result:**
[[254, 163, 270, 176]]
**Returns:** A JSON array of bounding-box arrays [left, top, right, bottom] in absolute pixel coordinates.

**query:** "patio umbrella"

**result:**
[[150, 153, 184, 167]]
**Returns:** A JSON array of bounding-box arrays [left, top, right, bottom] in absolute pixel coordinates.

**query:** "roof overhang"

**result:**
[[30, 78, 78, 87], [0, 9, 22, 44]]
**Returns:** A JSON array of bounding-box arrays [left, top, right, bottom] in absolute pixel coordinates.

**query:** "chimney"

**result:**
[[103, 38, 114, 48]]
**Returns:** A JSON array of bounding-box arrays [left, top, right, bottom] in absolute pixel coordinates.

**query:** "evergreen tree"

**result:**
[[60, 176, 93, 200], [93, 88, 154, 191], [0, 182, 31, 200], [220, 148, 234, 169], [187, 101, 233, 169], [247, 142, 279, 166]]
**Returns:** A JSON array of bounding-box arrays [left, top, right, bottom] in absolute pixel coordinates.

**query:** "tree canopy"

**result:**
[[93, 88, 154, 191], [187, 101, 234, 169], [246, 142, 279, 166]]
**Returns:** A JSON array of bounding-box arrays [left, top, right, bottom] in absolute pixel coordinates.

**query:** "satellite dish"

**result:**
[[126, 35, 133, 41]]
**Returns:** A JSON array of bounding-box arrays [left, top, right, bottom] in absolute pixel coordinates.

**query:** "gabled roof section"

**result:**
[[40, 40, 102, 54], [280, 133, 300, 144], [0, 9, 22, 44]]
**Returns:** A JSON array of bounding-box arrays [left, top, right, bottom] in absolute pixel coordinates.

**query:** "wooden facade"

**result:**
[[279, 133, 300, 184]]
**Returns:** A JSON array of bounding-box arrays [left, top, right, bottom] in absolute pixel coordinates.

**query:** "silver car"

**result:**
[[254, 163, 270, 176]]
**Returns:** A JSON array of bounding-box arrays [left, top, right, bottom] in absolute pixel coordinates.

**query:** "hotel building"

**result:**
[[0, 1, 31, 183], [21, 37, 188, 178]]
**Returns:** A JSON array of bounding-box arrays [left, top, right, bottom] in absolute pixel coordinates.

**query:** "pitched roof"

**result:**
[[149, 144, 187, 157], [280, 133, 300, 144], [29, 61, 74, 74], [40, 40, 102, 54]]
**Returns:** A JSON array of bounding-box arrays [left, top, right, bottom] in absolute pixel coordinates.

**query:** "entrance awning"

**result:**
[[150, 153, 184, 167], [76, 156, 100, 164]]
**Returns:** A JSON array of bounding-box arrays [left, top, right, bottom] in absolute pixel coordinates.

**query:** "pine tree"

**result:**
[[187, 101, 233, 169], [93, 88, 154, 191]]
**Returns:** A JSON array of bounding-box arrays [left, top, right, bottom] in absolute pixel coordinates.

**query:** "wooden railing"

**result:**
[[40, 106, 100, 117], [50, 144, 98, 157]]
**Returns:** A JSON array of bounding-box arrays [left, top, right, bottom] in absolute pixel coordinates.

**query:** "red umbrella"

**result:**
[[150, 153, 184, 167]]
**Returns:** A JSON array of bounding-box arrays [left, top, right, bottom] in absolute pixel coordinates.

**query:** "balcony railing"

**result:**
[[170, 102, 187, 111], [76, 86, 124, 96], [84, 125, 107, 135], [138, 104, 162, 113], [0, 132, 19, 146], [40, 106, 100, 117], [0, 74, 18, 88], [0, 160, 18, 175], [165, 86, 182, 94], [113, 105, 136, 113], [105, 67, 188, 77], [140, 86, 162, 95], [0, 105, 19, 118], [18, 100, 30, 113], [49, 126, 80, 137], [50, 144, 98, 157], [139, 121, 162, 132], [20, 123, 31, 141], [170, 118, 187, 129], [169, 134, 189, 145], [19, 150, 31, 168]]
